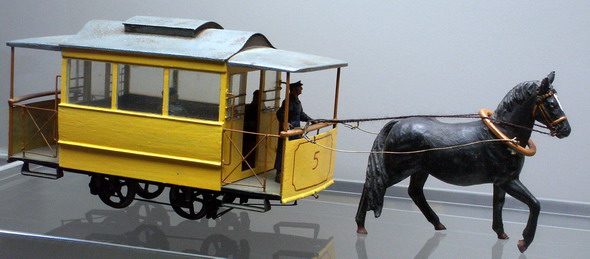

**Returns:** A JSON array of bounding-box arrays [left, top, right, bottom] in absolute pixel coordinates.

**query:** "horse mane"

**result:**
[[494, 81, 539, 116]]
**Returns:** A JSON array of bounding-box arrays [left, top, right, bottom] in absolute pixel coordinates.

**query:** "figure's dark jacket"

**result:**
[[276, 94, 312, 128]]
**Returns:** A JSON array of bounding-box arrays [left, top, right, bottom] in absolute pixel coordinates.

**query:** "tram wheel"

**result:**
[[92, 175, 138, 209], [169, 186, 208, 220], [136, 181, 165, 199]]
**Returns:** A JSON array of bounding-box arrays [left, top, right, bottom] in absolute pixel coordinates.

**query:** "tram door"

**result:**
[[222, 70, 280, 184], [222, 72, 247, 183]]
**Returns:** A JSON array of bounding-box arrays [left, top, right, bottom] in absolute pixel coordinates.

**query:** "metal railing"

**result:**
[[8, 76, 60, 159], [221, 128, 280, 191]]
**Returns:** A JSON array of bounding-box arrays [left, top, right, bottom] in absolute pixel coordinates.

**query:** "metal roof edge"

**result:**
[[228, 48, 347, 73], [6, 35, 72, 51]]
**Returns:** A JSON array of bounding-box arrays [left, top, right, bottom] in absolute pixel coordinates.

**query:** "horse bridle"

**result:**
[[532, 89, 568, 135]]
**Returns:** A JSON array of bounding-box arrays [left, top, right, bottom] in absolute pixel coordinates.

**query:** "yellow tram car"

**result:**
[[6, 16, 347, 219]]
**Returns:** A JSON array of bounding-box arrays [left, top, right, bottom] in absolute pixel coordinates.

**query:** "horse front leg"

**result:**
[[500, 179, 540, 253], [356, 186, 369, 234], [492, 184, 509, 239]]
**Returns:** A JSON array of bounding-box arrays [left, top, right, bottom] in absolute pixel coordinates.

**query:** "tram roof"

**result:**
[[7, 16, 347, 73]]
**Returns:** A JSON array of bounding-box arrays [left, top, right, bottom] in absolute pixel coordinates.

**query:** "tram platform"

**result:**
[[222, 169, 281, 198]]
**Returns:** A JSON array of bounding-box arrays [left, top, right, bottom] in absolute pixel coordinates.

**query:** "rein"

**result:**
[[304, 111, 555, 156], [310, 114, 553, 136]]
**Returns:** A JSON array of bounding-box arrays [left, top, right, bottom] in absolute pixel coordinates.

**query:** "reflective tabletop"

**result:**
[[1, 160, 589, 258]]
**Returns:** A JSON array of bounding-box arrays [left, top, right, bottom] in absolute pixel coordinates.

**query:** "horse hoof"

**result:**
[[434, 224, 446, 231], [357, 226, 368, 234], [497, 233, 509, 240], [517, 240, 528, 253]]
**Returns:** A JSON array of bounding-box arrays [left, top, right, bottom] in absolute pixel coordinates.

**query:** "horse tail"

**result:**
[[363, 120, 398, 218]]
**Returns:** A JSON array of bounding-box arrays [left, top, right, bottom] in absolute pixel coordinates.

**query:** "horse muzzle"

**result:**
[[552, 118, 571, 139]]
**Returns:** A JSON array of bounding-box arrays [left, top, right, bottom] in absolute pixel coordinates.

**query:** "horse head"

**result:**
[[534, 72, 571, 138]]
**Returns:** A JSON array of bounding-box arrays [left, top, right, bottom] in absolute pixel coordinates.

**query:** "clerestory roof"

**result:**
[[7, 16, 347, 73]]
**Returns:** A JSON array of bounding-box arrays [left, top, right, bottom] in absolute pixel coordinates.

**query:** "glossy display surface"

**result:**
[[1, 160, 589, 258]]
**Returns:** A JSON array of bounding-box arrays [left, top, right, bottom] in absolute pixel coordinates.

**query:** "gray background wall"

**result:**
[[1, 1, 588, 206]]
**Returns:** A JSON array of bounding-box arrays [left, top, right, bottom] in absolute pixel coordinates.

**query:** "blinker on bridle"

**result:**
[[532, 89, 568, 135]]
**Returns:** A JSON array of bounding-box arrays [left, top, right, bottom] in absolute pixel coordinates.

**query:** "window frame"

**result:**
[[63, 57, 225, 123]]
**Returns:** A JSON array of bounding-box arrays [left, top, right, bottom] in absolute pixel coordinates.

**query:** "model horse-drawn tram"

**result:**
[[5, 16, 574, 254], [6, 16, 346, 219]]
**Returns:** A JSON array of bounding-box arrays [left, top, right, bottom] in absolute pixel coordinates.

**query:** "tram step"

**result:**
[[222, 199, 271, 213], [21, 162, 63, 180]]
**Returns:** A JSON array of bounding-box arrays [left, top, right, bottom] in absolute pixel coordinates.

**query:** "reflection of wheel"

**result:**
[[126, 203, 171, 227], [92, 175, 138, 209], [201, 234, 237, 257], [169, 186, 207, 220], [128, 224, 169, 250], [136, 181, 165, 199]]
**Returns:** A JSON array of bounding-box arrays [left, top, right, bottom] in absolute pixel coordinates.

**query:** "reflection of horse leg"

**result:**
[[492, 238, 508, 259], [408, 172, 446, 230], [355, 234, 368, 259], [492, 184, 509, 239], [500, 179, 540, 253], [414, 232, 447, 259], [356, 186, 369, 234]]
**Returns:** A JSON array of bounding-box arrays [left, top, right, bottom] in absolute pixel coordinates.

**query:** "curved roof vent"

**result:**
[[123, 16, 223, 37]]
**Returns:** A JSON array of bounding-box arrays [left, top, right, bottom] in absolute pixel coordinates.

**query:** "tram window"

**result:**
[[67, 59, 112, 108], [117, 64, 164, 115], [168, 69, 220, 121], [226, 73, 246, 120], [263, 71, 280, 113]]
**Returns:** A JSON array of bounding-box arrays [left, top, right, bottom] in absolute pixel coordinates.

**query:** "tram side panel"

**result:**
[[281, 128, 337, 203], [58, 105, 223, 191]]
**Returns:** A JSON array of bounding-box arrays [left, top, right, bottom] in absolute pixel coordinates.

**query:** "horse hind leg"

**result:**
[[408, 172, 446, 230], [356, 167, 415, 234], [355, 186, 369, 234]]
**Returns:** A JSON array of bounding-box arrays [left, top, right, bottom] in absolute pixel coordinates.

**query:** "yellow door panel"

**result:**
[[221, 119, 248, 183], [255, 110, 279, 171], [281, 128, 337, 203]]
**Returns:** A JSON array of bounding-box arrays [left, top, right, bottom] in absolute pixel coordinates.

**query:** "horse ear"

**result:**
[[539, 77, 550, 94], [547, 71, 555, 84]]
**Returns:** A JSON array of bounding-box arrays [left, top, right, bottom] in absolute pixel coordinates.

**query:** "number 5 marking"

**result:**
[[313, 151, 320, 170]]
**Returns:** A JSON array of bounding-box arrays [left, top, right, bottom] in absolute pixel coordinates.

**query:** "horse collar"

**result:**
[[479, 109, 537, 156]]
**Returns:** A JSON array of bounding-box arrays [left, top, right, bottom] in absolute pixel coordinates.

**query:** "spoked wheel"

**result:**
[[169, 186, 208, 220], [136, 181, 165, 199], [91, 175, 138, 209]]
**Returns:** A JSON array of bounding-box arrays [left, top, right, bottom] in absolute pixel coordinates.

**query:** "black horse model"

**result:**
[[355, 72, 570, 253]]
